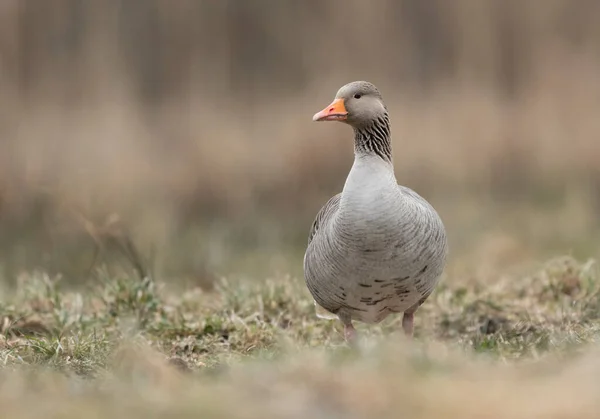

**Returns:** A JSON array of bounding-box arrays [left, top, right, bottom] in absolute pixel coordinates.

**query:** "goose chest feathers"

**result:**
[[303, 81, 448, 342]]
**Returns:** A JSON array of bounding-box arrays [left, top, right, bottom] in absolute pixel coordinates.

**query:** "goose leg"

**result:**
[[403, 293, 432, 338], [402, 311, 414, 337]]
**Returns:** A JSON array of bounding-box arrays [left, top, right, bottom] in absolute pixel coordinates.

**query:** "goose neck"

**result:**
[[353, 113, 393, 162]]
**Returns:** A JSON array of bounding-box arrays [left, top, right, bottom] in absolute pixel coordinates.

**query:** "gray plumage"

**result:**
[[304, 81, 448, 341]]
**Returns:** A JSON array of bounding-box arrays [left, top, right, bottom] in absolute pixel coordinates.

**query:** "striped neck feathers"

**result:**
[[353, 113, 392, 162]]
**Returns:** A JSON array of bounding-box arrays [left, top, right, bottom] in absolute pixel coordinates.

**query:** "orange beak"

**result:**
[[312, 98, 348, 122]]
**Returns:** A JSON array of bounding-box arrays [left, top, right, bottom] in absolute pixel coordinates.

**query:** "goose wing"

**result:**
[[307, 193, 341, 245]]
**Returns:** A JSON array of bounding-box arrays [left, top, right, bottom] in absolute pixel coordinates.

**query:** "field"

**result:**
[[3, 1, 600, 418], [1, 256, 600, 418]]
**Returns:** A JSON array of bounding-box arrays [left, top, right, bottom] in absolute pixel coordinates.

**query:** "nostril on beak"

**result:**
[[329, 107, 335, 112]]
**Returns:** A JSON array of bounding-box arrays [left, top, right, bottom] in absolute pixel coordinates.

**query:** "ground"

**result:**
[[0, 254, 599, 418]]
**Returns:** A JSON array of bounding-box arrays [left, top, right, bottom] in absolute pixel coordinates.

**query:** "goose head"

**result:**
[[312, 81, 387, 129]]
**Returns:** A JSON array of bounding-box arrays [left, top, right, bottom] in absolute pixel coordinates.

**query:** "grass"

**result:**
[[1, 255, 599, 418]]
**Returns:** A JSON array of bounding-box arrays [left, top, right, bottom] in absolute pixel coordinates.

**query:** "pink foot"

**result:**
[[344, 323, 357, 344]]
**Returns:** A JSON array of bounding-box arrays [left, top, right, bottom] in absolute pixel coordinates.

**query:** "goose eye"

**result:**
[[354, 94, 362, 99]]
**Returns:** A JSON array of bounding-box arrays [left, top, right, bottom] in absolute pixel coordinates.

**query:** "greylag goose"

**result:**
[[303, 81, 448, 343]]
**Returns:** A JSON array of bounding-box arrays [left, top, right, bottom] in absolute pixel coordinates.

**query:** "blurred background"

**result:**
[[1, 0, 599, 287]]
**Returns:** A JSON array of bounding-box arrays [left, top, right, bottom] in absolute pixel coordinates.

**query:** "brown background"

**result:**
[[1, 0, 599, 285]]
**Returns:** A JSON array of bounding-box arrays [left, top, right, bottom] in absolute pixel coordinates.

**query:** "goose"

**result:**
[[303, 81, 448, 343]]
